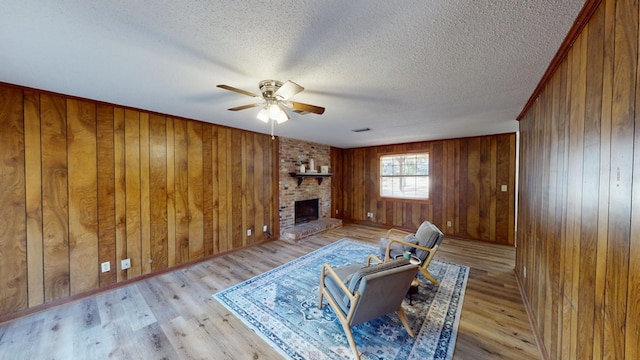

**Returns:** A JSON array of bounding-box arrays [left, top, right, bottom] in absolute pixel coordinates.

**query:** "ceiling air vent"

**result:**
[[351, 128, 371, 133]]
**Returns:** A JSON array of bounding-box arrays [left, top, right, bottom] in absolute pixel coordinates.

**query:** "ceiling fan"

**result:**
[[217, 80, 325, 138]]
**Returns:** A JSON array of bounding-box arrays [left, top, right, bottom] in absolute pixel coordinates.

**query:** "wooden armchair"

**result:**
[[318, 256, 418, 360], [379, 220, 444, 285]]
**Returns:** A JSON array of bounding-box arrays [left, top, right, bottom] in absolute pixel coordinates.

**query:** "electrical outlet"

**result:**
[[263, 225, 268, 232], [101, 261, 110, 273], [247, 229, 252, 236], [501, 184, 508, 192], [447, 220, 452, 227], [523, 266, 527, 278], [121, 258, 131, 270]]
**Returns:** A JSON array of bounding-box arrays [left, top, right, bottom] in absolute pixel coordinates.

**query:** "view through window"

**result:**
[[380, 152, 429, 200]]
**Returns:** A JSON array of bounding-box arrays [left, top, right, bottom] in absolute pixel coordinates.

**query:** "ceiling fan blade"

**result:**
[[228, 103, 263, 111], [286, 101, 325, 115], [217, 84, 260, 98], [275, 80, 304, 100]]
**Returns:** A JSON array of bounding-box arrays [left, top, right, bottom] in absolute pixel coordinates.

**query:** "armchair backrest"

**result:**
[[412, 221, 444, 261], [347, 260, 418, 326], [318, 257, 420, 360]]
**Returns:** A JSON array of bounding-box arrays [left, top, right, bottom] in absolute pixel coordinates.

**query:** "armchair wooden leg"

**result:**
[[318, 268, 326, 309], [420, 267, 439, 286], [339, 320, 360, 360], [396, 308, 415, 338], [318, 289, 324, 309]]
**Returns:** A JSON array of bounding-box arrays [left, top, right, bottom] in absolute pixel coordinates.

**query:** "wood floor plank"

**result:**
[[96, 286, 156, 332], [0, 224, 539, 359]]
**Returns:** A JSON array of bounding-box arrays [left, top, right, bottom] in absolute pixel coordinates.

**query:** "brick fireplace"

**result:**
[[278, 137, 339, 241]]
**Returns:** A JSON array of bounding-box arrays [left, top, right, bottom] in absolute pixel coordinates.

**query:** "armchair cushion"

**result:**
[[413, 221, 443, 261], [346, 258, 410, 294], [402, 234, 419, 251], [323, 264, 362, 313], [378, 237, 405, 258]]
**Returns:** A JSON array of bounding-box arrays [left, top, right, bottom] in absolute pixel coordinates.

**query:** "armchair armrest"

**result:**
[[319, 255, 382, 301], [319, 254, 384, 300], [366, 254, 383, 266], [385, 227, 412, 239], [320, 263, 353, 299], [384, 238, 437, 262], [319, 263, 361, 323]]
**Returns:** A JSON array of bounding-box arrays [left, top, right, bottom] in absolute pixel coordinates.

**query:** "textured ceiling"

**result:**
[[0, 0, 584, 148]]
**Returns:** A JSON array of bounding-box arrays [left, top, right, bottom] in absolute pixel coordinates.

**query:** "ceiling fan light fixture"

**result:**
[[276, 108, 290, 124], [218, 79, 325, 138], [268, 102, 281, 119], [256, 107, 269, 123]]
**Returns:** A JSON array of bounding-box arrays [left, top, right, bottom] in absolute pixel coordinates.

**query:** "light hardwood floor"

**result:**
[[0, 224, 539, 359]]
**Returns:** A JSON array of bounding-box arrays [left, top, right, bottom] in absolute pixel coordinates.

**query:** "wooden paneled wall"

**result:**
[[331, 133, 516, 245], [517, 0, 639, 358], [0, 84, 278, 319]]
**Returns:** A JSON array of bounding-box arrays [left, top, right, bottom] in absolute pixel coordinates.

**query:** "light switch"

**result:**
[[501, 185, 507, 192]]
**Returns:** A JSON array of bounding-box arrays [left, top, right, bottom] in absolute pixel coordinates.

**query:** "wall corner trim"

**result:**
[[516, 0, 603, 121]]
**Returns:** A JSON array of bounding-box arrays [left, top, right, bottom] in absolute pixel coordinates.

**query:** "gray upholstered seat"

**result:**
[[379, 220, 444, 285], [318, 255, 418, 360]]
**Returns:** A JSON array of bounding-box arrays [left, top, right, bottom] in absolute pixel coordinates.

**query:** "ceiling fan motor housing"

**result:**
[[259, 80, 283, 100]]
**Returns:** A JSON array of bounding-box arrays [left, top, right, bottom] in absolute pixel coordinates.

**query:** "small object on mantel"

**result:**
[[289, 172, 332, 186]]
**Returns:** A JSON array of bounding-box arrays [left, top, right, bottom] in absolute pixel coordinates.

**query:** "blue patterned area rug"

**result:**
[[213, 238, 469, 360]]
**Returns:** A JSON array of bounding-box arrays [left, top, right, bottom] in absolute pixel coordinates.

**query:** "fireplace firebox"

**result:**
[[295, 198, 319, 224]]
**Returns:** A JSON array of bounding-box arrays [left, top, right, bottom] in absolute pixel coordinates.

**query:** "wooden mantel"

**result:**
[[289, 172, 332, 186]]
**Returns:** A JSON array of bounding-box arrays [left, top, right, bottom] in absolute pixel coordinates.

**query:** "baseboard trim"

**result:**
[[514, 268, 550, 360]]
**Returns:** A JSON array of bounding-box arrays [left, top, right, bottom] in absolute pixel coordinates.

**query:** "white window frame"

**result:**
[[379, 152, 430, 200]]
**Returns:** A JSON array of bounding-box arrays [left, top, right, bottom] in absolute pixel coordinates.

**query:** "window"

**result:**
[[380, 152, 429, 200]]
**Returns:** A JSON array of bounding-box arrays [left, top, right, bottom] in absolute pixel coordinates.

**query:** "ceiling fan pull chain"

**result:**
[[271, 118, 275, 140]]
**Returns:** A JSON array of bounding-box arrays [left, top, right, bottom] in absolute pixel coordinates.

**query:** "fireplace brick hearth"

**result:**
[[280, 218, 342, 243]]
